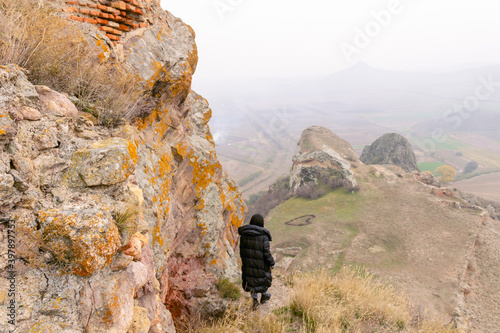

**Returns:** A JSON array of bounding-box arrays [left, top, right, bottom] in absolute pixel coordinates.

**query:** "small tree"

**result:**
[[435, 165, 456, 183], [464, 160, 478, 174]]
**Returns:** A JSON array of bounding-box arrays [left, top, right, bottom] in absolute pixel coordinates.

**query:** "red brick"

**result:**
[[118, 24, 130, 32], [89, 10, 100, 16], [111, 1, 127, 11], [106, 33, 120, 41], [133, 8, 142, 15], [131, 0, 141, 8], [139, 22, 148, 28], [97, 5, 120, 16], [79, 8, 89, 14], [78, 2, 87, 6], [120, 11, 127, 16], [96, 18, 109, 25], [69, 15, 84, 22], [62, 7, 77, 13], [98, 12, 109, 19], [132, 23, 139, 29], [84, 17, 98, 24], [108, 14, 115, 20], [125, 4, 136, 12], [101, 26, 122, 35], [112, 42, 118, 47], [112, 15, 126, 23], [88, 3, 97, 8], [66, 0, 78, 4]]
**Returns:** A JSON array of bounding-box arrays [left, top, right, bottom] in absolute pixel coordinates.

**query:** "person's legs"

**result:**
[[260, 291, 271, 304]]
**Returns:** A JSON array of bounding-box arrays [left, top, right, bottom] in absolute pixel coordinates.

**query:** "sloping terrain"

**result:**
[[266, 163, 500, 331]]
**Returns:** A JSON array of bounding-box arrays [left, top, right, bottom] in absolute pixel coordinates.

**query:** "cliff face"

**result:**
[[1, 1, 245, 332]]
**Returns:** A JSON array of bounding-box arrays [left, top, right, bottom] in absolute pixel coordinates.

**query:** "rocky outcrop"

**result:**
[[360, 133, 419, 172], [0, 2, 245, 332], [290, 126, 358, 195]]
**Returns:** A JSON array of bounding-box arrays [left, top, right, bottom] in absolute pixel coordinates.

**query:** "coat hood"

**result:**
[[238, 224, 272, 241]]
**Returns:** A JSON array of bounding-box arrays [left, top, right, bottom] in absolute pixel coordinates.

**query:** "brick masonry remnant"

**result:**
[[54, 0, 154, 43]]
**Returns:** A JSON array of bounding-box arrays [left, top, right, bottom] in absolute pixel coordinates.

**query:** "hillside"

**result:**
[[261, 128, 500, 332]]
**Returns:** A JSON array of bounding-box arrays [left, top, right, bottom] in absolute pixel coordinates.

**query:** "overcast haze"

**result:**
[[161, 0, 500, 86]]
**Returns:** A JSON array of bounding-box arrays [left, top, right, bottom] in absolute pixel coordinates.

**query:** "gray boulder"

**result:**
[[360, 133, 419, 172]]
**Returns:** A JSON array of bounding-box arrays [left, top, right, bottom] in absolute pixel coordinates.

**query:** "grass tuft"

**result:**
[[113, 207, 138, 243], [215, 277, 241, 301]]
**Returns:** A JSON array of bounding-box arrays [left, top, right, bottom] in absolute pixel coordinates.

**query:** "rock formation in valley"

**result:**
[[290, 126, 359, 195], [360, 133, 419, 172]]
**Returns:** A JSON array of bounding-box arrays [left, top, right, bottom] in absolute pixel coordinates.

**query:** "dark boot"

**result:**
[[252, 297, 259, 309], [260, 292, 271, 304], [251, 291, 259, 309]]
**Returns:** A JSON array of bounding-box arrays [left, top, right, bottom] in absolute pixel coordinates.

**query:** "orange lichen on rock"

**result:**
[[38, 207, 121, 276]]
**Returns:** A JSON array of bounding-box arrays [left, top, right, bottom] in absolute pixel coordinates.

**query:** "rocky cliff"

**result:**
[[290, 126, 359, 195], [0, 1, 245, 332], [360, 133, 419, 172]]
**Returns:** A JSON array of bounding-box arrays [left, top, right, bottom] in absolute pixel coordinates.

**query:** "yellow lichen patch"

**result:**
[[175, 142, 190, 158], [186, 25, 199, 73], [169, 63, 192, 100], [157, 26, 163, 41], [101, 281, 123, 328], [152, 225, 165, 247], [127, 140, 138, 164], [210, 259, 217, 266], [146, 59, 167, 91], [188, 153, 221, 205], [197, 222, 207, 236], [95, 34, 110, 62]]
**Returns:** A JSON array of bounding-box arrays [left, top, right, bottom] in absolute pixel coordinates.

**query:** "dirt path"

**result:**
[[256, 275, 291, 313], [239, 271, 292, 314]]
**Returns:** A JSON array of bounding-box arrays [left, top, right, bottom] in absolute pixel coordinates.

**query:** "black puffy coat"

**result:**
[[238, 224, 275, 293]]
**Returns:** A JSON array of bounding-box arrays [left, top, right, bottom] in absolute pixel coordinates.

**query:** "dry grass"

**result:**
[[178, 304, 286, 333], [288, 267, 460, 332], [290, 267, 411, 332], [180, 267, 462, 333], [0, 0, 153, 126]]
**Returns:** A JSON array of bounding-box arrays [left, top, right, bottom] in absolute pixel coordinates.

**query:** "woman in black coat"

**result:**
[[238, 214, 275, 307]]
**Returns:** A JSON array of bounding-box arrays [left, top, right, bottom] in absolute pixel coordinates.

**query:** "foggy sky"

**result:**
[[161, 0, 500, 86]]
